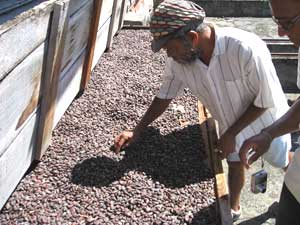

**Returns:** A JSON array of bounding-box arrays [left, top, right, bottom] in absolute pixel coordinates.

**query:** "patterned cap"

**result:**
[[150, 0, 205, 52]]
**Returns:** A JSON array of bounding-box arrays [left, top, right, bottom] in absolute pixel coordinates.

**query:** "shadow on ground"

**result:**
[[190, 202, 218, 225], [236, 201, 278, 225], [71, 125, 213, 188]]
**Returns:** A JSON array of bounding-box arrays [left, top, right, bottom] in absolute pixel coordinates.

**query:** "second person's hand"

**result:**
[[239, 131, 272, 169], [114, 130, 139, 153]]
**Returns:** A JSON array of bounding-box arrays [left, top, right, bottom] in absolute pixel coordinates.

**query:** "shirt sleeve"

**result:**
[[244, 42, 277, 109], [156, 58, 185, 99]]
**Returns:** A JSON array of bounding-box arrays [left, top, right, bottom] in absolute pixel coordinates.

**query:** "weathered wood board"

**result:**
[[0, 0, 35, 15], [107, 0, 124, 49], [35, 0, 70, 160], [53, 50, 86, 128], [0, 112, 39, 210], [198, 102, 233, 225], [99, 0, 114, 29], [92, 17, 111, 69], [0, 2, 53, 81], [0, 43, 44, 156], [60, 0, 93, 73], [69, 0, 90, 16]]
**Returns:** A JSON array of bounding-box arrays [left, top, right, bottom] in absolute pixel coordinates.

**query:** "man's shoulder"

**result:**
[[217, 27, 262, 44]]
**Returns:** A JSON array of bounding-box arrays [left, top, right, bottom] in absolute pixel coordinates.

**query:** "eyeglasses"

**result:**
[[272, 14, 300, 32]]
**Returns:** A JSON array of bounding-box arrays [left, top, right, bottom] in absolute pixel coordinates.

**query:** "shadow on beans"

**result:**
[[71, 125, 213, 188], [190, 202, 218, 225]]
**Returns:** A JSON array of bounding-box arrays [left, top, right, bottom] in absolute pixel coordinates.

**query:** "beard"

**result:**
[[174, 38, 202, 64], [174, 47, 202, 64]]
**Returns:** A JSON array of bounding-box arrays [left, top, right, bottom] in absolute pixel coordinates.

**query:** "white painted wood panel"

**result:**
[[0, 43, 44, 155], [98, 0, 114, 29], [60, 0, 93, 74], [53, 50, 86, 128], [106, 0, 124, 49], [0, 111, 38, 209], [92, 17, 111, 69]]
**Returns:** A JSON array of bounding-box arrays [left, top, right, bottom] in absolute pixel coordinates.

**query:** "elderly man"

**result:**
[[239, 0, 300, 224], [114, 0, 291, 221]]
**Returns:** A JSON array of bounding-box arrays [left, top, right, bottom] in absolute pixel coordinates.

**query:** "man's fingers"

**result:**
[[114, 134, 128, 153], [248, 152, 260, 165], [239, 142, 253, 168]]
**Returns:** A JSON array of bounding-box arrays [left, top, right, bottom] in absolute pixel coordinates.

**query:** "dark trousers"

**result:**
[[276, 183, 300, 225]]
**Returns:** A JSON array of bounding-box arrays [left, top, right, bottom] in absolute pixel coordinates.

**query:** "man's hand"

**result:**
[[114, 130, 138, 153], [239, 131, 272, 169], [216, 131, 236, 159]]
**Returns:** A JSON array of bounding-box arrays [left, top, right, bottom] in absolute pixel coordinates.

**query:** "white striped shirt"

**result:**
[[157, 27, 291, 155]]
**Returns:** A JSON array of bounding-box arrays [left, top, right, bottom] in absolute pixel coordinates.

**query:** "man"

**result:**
[[239, 0, 300, 224], [114, 0, 291, 221]]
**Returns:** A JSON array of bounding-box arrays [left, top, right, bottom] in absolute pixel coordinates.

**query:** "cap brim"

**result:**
[[151, 34, 174, 53]]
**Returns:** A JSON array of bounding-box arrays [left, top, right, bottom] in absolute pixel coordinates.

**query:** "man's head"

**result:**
[[150, 0, 206, 63], [270, 0, 300, 47]]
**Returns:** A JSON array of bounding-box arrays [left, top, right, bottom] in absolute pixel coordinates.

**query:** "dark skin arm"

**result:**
[[217, 104, 267, 159], [239, 99, 300, 168], [114, 97, 172, 153]]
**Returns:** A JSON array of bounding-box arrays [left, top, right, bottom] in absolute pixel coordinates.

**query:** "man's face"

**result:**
[[162, 36, 201, 64], [270, 0, 300, 47]]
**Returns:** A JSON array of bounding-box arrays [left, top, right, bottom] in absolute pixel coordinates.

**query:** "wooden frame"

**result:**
[[198, 101, 233, 225], [80, 0, 103, 91], [35, 1, 70, 160]]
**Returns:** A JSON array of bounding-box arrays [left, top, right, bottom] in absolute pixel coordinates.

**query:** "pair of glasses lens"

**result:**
[[272, 14, 300, 31]]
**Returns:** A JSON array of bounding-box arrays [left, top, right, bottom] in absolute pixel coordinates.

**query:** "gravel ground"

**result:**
[[0, 30, 217, 225]]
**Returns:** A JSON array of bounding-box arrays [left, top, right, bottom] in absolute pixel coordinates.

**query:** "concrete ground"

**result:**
[[222, 94, 300, 225]]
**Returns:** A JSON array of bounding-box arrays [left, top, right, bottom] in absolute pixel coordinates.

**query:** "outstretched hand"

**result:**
[[239, 132, 272, 169], [114, 130, 138, 153]]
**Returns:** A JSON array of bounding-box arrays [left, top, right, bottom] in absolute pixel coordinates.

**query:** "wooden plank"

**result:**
[[0, 3, 53, 81], [118, 0, 127, 30], [198, 101, 232, 225], [91, 17, 111, 69], [106, 0, 123, 50], [69, 0, 89, 16], [80, 0, 104, 91], [0, 0, 35, 15], [54, 50, 86, 128], [35, 0, 70, 160], [0, 43, 44, 155], [60, 0, 93, 73], [98, 0, 114, 29], [0, 112, 39, 210]]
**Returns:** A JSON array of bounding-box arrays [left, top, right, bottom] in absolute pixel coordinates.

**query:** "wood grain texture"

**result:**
[[80, 0, 104, 91], [198, 101, 233, 225], [0, 6, 51, 81], [0, 112, 39, 209], [60, 0, 93, 73], [54, 50, 86, 128], [0, 43, 45, 155], [91, 17, 111, 69], [35, 1, 70, 160]]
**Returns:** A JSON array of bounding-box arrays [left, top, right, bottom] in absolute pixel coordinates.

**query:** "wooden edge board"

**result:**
[[35, 1, 70, 160], [197, 101, 233, 225], [80, 0, 104, 92]]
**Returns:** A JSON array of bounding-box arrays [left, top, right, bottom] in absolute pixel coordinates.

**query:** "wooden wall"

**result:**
[[0, 0, 127, 210]]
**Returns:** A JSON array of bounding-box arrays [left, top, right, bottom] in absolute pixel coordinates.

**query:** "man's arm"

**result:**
[[239, 99, 300, 168], [217, 104, 267, 159], [114, 97, 172, 153]]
